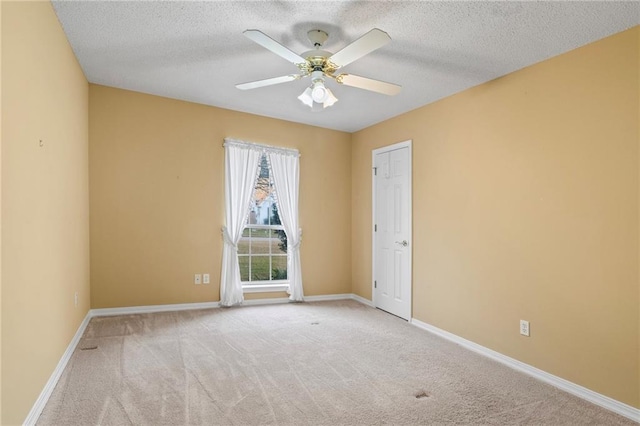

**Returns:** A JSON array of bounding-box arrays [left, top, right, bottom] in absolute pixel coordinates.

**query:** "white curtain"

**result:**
[[220, 140, 262, 307], [268, 150, 304, 301]]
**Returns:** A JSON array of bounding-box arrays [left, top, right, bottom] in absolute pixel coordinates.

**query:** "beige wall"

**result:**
[[637, 26, 640, 409], [1, 2, 90, 424], [0, 1, 3, 422], [89, 85, 351, 308], [0, 2, 636, 421], [352, 27, 640, 408]]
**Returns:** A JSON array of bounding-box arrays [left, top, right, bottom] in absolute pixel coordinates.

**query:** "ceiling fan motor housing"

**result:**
[[307, 29, 329, 48]]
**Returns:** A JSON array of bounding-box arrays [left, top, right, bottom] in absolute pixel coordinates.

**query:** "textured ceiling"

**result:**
[[52, 1, 639, 133]]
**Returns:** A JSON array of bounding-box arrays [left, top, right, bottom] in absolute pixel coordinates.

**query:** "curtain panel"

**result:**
[[267, 150, 304, 301], [220, 140, 262, 306], [220, 138, 303, 305]]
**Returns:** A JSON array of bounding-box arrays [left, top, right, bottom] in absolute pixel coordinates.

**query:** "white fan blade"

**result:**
[[243, 30, 306, 66], [329, 28, 391, 68], [336, 74, 401, 96], [236, 74, 301, 90]]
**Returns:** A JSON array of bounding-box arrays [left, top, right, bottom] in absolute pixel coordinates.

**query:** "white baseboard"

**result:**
[[306, 293, 353, 302], [350, 293, 374, 307], [410, 318, 640, 423], [23, 311, 92, 426]]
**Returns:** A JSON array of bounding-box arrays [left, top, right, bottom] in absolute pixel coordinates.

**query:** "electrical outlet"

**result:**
[[194, 274, 202, 285], [520, 320, 530, 337], [74, 292, 78, 307], [203, 273, 210, 284]]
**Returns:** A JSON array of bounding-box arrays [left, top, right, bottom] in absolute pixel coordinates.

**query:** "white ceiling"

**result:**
[[52, 1, 639, 133]]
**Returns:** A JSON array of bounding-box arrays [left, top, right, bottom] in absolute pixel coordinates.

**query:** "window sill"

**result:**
[[242, 283, 290, 293]]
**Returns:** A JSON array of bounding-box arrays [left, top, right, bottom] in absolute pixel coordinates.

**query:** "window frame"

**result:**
[[239, 155, 289, 293]]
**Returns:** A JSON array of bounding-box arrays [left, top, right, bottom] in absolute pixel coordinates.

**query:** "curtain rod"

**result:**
[[223, 137, 300, 157]]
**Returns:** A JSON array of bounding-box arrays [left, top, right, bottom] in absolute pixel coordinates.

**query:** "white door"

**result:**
[[373, 142, 412, 320]]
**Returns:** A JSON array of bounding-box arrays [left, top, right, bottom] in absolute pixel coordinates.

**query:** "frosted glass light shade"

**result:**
[[297, 87, 313, 107], [323, 88, 338, 108], [311, 83, 328, 103]]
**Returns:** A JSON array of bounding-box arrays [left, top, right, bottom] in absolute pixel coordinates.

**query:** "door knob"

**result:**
[[395, 240, 408, 247]]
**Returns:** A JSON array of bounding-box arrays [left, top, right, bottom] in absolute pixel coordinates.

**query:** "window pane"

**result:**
[[270, 229, 287, 255], [271, 203, 281, 226], [251, 228, 270, 254], [251, 256, 270, 281], [238, 229, 250, 255], [255, 195, 271, 225], [239, 256, 249, 282], [247, 204, 258, 225], [271, 256, 287, 280], [255, 181, 272, 224], [258, 154, 269, 178], [253, 155, 276, 226], [251, 227, 268, 237]]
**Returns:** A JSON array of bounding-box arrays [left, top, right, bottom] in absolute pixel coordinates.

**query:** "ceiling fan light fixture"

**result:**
[[298, 84, 338, 109], [300, 70, 337, 109], [310, 70, 328, 103], [311, 82, 328, 103], [297, 87, 314, 107], [323, 88, 338, 108]]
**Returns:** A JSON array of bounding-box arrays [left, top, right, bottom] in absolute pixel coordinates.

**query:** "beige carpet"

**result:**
[[38, 300, 635, 425]]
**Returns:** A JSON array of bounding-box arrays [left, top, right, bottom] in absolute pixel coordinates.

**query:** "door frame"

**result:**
[[371, 140, 413, 319]]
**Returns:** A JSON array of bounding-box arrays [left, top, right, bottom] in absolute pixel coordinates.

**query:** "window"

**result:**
[[221, 138, 301, 305], [238, 154, 288, 287]]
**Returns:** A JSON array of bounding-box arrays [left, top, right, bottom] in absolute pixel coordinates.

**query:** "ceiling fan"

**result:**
[[236, 28, 402, 109]]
